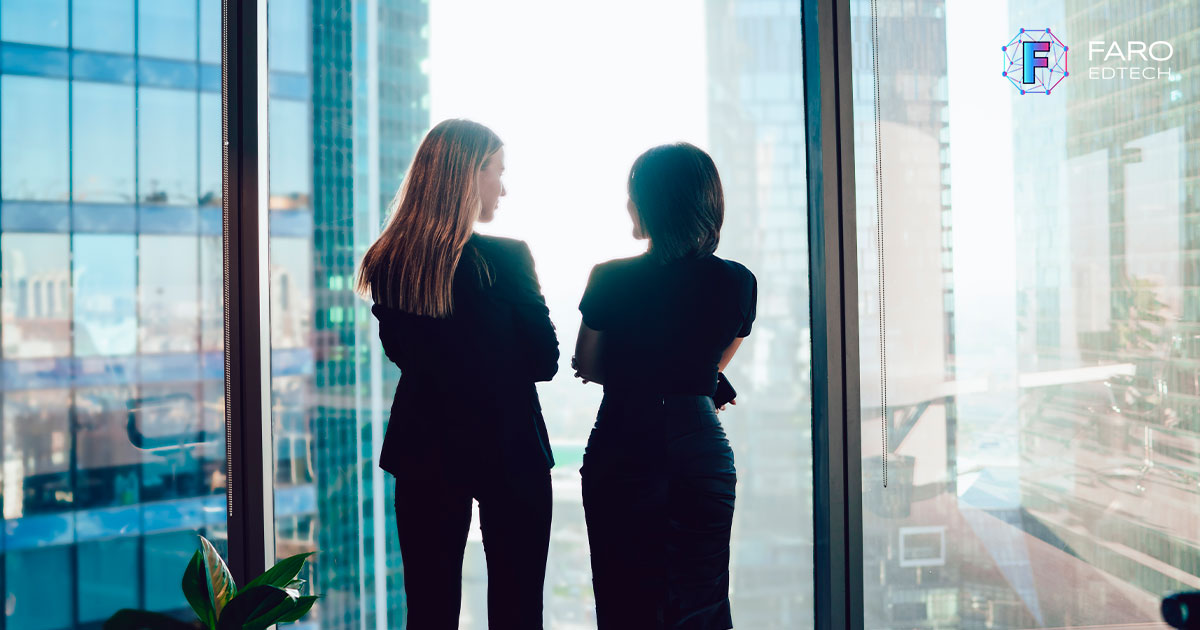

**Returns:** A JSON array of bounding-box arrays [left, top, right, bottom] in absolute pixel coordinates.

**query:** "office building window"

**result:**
[[0, 2, 227, 628], [853, 1, 1200, 627]]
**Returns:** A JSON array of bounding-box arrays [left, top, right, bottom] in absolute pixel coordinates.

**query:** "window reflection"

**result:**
[[73, 234, 138, 356], [1, 0, 67, 47], [268, 0, 309, 73], [138, 87, 198, 205], [72, 0, 133, 54], [199, 92, 222, 206], [199, 0, 220, 64], [0, 1, 227, 627], [269, 237, 314, 350], [139, 235, 200, 354], [1, 76, 68, 201], [854, 1, 1200, 627], [1, 233, 71, 358], [144, 531, 203, 610], [6, 546, 73, 630], [134, 383, 219, 502], [137, 0, 197, 61], [77, 538, 140, 623], [73, 82, 136, 202], [269, 99, 312, 209], [3, 390, 72, 518], [200, 233, 224, 352], [74, 385, 142, 508]]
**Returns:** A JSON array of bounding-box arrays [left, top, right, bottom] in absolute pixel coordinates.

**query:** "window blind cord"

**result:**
[[870, 0, 888, 488]]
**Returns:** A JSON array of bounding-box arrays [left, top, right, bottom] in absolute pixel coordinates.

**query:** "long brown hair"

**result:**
[[355, 119, 502, 317]]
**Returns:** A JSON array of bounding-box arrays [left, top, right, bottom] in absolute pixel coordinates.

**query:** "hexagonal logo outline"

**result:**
[[1002, 28, 1069, 95]]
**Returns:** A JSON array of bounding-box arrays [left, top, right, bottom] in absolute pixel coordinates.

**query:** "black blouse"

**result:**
[[578, 251, 757, 397]]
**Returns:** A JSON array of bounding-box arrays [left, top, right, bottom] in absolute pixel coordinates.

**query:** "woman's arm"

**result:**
[[718, 336, 745, 372], [508, 241, 560, 382], [713, 336, 747, 411], [573, 321, 604, 385]]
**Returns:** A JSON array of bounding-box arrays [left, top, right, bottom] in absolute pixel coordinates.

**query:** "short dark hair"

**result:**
[[627, 142, 724, 262]]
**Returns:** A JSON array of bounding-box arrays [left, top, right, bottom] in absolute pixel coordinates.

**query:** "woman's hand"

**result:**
[[716, 398, 737, 413], [573, 324, 604, 385], [571, 355, 590, 384]]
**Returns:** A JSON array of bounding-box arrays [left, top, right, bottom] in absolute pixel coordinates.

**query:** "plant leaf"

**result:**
[[104, 609, 202, 630], [275, 596, 318, 623], [243, 551, 315, 591], [198, 536, 237, 619], [215, 586, 290, 630], [181, 551, 216, 630], [242, 599, 296, 630], [242, 594, 314, 630]]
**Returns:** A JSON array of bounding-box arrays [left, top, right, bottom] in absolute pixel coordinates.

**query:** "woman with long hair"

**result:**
[[356, 118, 558, 629], [573, 142, 756, 629]]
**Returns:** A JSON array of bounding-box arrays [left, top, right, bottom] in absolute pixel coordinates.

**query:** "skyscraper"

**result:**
[[267, 1, 430, 629], [1008, 0, 1200, 622], [705, 1, 815, 626], [0, 1, 228, 627]]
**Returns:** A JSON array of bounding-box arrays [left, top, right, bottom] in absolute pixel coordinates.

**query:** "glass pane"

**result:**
[[854, 2, 1200, 628], [2, 234, 71, 358], [198, 0, 220, 65], [72, 0, 134, 54], [138, 87, 198, 205], [139, 235, 200, 354], [0, 1, 227, 627], [269, 1, 813, 628], [1, 0, 67, 47], [137, 0, 198, 61], [73, 234, 138, 356], [267, 0, 308, 73], [2, 76, 69, 201], [199, 92, 222, 206], [72, 81, 136, 203]]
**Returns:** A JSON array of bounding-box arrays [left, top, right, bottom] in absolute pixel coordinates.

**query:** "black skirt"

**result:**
[[580, 393, 737, 630]]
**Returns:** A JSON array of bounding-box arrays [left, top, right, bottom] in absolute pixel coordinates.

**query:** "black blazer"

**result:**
[[370, 233, 558, 478]]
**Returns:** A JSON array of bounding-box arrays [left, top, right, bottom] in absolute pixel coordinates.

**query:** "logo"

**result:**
[[1087, 41, 1174, 81], [1002, 28, 1068, 95]]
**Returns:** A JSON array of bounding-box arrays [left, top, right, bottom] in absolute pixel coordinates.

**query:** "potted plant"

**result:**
[[105, 536, 317, 630]]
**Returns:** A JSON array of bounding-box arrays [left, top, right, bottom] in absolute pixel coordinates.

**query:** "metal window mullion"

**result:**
[[802, 0, 863, 629], [222, 0, 273, 585]]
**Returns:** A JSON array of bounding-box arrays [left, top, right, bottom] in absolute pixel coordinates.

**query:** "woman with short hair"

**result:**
[[574, 142, 757, 629]]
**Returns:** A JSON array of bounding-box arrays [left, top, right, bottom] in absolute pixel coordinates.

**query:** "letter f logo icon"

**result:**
[[1022, 41, 1051, 84]]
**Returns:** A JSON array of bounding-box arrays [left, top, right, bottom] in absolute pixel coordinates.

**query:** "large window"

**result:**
[[0, 0, 227, 627], [11, 1, 1197, 629], [853, 1, 1200, 627], [265, 0, 814, 628]]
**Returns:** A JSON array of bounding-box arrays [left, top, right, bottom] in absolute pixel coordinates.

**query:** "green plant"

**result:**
[[105, 536, 317, 630]]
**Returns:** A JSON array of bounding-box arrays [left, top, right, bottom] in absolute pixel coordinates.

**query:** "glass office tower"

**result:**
[[854, 0, 1200, 628], [0, 0, 227, 627], [706, 1, 815, 626], [1008, 0, 1200, 619], [0, 0, 429, 627], [266, 1, 429, 628]]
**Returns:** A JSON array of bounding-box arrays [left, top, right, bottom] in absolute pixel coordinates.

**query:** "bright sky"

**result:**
[[428, 0, 707, 323], [945, 0, 1017, 383]]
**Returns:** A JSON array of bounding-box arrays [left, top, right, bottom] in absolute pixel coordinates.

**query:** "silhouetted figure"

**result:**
[[573, 143, 756, 630], [357, 119, 557, 629]]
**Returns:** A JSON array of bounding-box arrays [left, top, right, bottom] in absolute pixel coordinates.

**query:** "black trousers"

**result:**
[[392, 443, 552, 630], [581, 394, 737, 630]]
